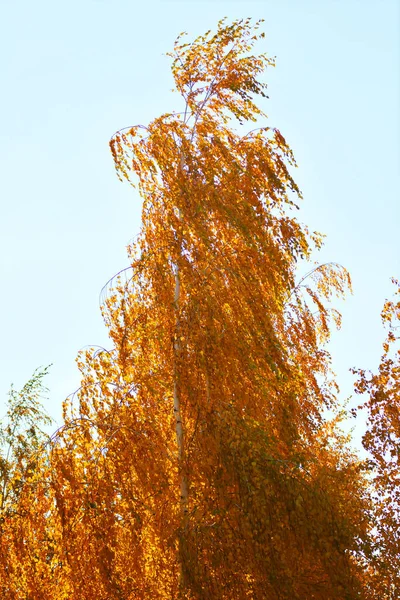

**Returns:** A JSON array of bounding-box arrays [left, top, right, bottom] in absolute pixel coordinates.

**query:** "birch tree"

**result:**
[[3, 18, 375, 599]]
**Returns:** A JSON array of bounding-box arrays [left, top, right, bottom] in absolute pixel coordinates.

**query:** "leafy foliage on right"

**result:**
[[353, 278, 400, 599]]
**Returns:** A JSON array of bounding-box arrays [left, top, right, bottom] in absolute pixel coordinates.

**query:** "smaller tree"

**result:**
[[353, 279, 400, 599], [0, 365, 53, 517], [0, 368, 71, 600]]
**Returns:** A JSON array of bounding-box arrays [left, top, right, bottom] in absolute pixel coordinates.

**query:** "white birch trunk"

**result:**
[[173, 264, 189, 521], [173, 259, 189, 591], [174, 141, 190, 589]]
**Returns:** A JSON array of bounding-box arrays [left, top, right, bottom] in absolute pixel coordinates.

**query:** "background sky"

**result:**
[[0, 0, 399, 449]]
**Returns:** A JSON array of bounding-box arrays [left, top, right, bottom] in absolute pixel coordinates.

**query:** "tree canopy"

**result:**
[[0, 18, 398, 600]]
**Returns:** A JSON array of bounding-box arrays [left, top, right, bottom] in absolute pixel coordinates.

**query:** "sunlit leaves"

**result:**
[[0, 18, 378, 599]]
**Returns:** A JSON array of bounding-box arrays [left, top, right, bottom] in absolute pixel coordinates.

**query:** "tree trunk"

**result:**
[[172, 260, 189, 589]]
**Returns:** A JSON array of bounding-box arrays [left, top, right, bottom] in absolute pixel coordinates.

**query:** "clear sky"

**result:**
[[1, 0, 399, 448]]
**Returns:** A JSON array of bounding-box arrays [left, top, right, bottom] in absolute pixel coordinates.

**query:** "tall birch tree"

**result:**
[[4, 18, 375, 599]]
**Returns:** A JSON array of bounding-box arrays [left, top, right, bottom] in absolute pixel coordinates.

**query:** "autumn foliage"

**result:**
[[352, 279, 400, 598], [0, 18, 398, 599]]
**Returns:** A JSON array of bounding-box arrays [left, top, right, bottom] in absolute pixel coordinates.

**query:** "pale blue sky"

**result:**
[[1, 0, 399, 447]]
